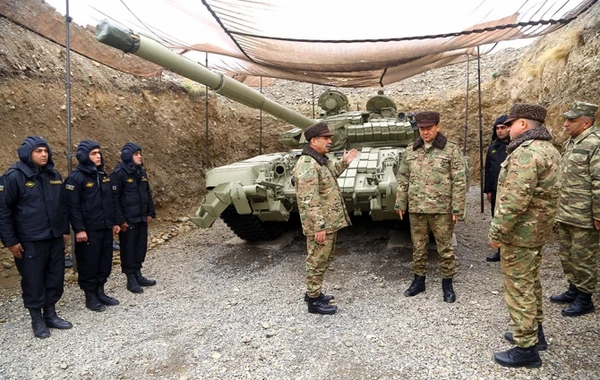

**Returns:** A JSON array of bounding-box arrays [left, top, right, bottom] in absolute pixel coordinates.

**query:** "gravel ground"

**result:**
[[1, 186, 599, 380]]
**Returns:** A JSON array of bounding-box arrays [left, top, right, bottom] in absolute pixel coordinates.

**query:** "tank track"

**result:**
[[220, 207, 286, 241]]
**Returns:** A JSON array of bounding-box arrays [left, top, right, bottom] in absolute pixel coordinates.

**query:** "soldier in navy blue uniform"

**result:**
[[65, 140, 121, 311], [110, 142, 157, 293], [484, 115, 510, 262], [0, 136, 72, 338]]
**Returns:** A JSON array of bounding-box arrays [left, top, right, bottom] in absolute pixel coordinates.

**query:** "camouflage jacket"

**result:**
[[489, 126, 560, 248], [294, 146, 351, 236], [556, 125, 600, 228], [395, 133, 466, 214]]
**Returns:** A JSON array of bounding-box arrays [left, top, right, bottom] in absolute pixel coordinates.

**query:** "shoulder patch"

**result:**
[[85, 182, 94, 188], [127, 178, 134, 183], [66, 184, 75, 191], [25, 181, 35, 188]]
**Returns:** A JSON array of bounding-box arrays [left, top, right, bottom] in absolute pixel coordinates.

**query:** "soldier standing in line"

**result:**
[[110, 142, 157, 293], [550, 101, 599, 317], [65, 140, 121, 312], [395, 111, 466, 303], [294, 121, 358, 315], [489, 104, 560, 368], [484, 114, 510, 262], [0, 136, 72, 338]]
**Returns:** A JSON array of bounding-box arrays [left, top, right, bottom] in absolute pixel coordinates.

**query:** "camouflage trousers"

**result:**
[[501, 243, 544, 348], [556, 222, 599, 294], [409, 213, 456, 278], [306, 232, 337, 298]]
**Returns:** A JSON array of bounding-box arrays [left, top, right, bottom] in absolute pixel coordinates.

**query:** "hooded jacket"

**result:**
[[65, 140, 116, 232], [110, 142, 156, 225], [484, 115, 510, 193], [0, 136, 69, 246]]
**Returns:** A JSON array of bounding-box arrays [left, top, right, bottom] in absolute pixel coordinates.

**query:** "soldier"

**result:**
[[0, 136, 72, 338], [550, 101, 599, 317], [110, 142, 157, 293], [395, 111, 466, 303], [65, 140, 121, 312], [293, 121, 358, 315], [489, 104, 560, 368], [484, 114, 510, 262]]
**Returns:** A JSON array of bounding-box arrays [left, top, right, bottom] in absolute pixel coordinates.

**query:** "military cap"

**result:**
[[304, 121, 333, 141], [494, 114, 509, 127], [562, 101, 598, 119], [505, 103, 547, 125], [415, 111, 440, 127]]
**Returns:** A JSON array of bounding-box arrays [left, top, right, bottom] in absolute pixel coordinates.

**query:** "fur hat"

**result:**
[[304, 121, 333, 141], [415, 111, 440, 127], [505, 104, 547, 125]]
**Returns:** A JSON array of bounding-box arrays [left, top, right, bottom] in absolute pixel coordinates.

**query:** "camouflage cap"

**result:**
[[563, 101, 598, 119], [505, 103, 547, 125], [415, 111, 440, 127], [304, 121, 333, 141]]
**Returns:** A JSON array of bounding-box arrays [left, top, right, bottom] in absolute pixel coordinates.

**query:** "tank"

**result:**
[[96, 20, 420, 241]]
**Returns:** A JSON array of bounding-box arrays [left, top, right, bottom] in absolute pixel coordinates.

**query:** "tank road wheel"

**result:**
[[220, 207, 287, 241]]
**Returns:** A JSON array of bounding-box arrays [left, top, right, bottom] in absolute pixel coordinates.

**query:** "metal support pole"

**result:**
[[463, 55, 470, 156], [65, 0, 76, 270], [259, 77, 263, 155], [312, 83, 315, 119], [205, 53, 210, 167], [477, 46, 484, 213]]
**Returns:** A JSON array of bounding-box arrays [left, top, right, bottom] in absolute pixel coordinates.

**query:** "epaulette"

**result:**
[[304, 156, 312, 163], [521, 140, 534, 147]]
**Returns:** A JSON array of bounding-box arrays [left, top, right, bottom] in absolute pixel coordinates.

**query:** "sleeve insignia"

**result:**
[[85, 182, 94, 188], [25, 181, 35, 188], [66, 184, 75, 191]]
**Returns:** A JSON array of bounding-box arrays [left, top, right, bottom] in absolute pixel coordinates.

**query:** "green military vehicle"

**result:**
[[96, 20, 420, 241]]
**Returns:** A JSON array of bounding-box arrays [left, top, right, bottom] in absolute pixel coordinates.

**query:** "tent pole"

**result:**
[[477, 46, 484, 214], [205, 53, 210, 167], [463, 55, 470, 156], [259, 77, 263, 155], [64, 0, 76, 270], [312, 83, 315, 119]]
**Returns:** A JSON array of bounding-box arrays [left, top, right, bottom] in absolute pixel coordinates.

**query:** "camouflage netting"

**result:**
[[2, 0, 598, 87]]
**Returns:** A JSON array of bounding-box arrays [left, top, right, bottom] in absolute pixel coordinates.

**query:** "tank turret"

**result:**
[[96, 20, 420, 241]]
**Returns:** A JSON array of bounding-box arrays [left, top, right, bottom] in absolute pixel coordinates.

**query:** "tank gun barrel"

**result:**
[[95, 20, 315, 129]]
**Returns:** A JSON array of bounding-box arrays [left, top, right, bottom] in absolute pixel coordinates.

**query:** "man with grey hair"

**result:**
[[550, 101, 599, 317]]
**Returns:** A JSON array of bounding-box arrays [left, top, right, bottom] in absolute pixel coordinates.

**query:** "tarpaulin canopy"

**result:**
[[47, 0, 597, 87]]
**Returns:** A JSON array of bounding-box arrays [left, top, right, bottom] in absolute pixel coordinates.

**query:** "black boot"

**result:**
[[307, 296, 337, 315], [562, 291, 595, 317], [494, 346, 541, 368], [135, 270, 156, 287], [126, 273, 143, 293], [28, 308, 50, 339], [304, 292, 334, 303], [84, 290, 106, 312], [504, 323, 547, 351], [404, 274, 426, 297], [486, 250, 500, 262], [550, 283, 578, 304], [442, 278, 456, 303], [96, 285, 120, 306], [43, 304, 73, 329]]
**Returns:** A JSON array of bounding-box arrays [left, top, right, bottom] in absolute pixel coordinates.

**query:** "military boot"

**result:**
[[504, 323, 547, 351], [550, 283, 578, 304], [494, 346, 541, 368], [307, 296, 338, 315], [126, 273, 143, 293], [43, 304, 73, 329], [84, 290, 106, 312], [562, 291, 595, 317], [135, 270, 156, 287], [28, 308, 50, 339], [404, 274, 426, 297], [486, 249, 500, 262], [96, 285, 120, 306], [304, 292, 334, 303], [442, 278, 456, 303]]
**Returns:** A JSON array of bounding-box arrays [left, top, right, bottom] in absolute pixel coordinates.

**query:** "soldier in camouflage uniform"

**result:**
[[293, 121, 359, 315], [395, 111, 466, 303], [488, 104, 560, 368], [550, 101, 599, 317]]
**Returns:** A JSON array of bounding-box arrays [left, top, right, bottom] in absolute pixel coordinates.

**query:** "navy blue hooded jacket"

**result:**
[[0, 136, 69, 247], [65, 140, 116, 232], [110, 142, 156, 225], [484, 115, 510, 193]]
